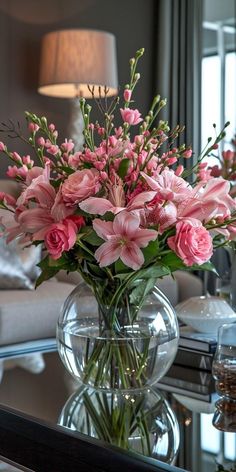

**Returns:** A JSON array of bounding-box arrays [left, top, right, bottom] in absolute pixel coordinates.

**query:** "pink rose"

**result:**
[[120, 108, 143, 125], [44, 219, 77, 259], [167, 218, 213, 266], [61, 169, 101, 206]]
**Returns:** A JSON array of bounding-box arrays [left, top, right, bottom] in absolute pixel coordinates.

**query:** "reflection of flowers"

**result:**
[[58, 385, 180, 464]]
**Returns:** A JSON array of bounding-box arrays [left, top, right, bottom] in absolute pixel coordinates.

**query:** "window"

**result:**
[[201, 17, 236, 165]]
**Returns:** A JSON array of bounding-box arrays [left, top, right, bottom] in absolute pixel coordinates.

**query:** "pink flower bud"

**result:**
[[0, 192, 16, 206], [134, 135, 144, 146], [175, 165, 184, 176], [22, 155, 33, 166], [100, 171, 108, 181], [166, 157, 177, 165], [0, 142, 6, 151], [28, 122, 39, 133], [124, 89, 132, 102], [37, 137, 45, 147], [109, 136, 117, 147], [6, 165, 27, 179], [212, 143, 218, 149], [11, 152, 22, 164], [198, 162, 208, 169], [61, 139, 74, 153], [222, 150, 234, 161], [49, 123, 55, 132], [210, 165, 221, 177], [115, 127, 123, 138], [130, 170, 138, 182], [97, 127, 105, 136], [93, 160, 106, 171], [182, 149, 192, 159]]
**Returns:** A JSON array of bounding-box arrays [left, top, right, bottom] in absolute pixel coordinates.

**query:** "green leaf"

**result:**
[[36, 256, 61, 287], [142, 239, 160, 264], [102, 212, 115, 222], [56, 166, 74, 175], [196, 261, 218, 275], [82, 228, 104, 246], [35, 267, 60, 288], [117, 158, 130, 179], [48, 255, 69, 268], [162, 253, 186, 271], [162, 252, 219, 275], [87, 263, 105, 278], [115, 259, 131, 275], [129, 277, 156, 304], [138, 264, 170, 279]]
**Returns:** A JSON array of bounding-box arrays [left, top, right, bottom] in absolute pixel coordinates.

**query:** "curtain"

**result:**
[[153, 0, 203, 164]]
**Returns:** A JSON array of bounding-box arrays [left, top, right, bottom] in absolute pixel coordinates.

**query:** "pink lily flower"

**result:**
[[17, 163, 52, 206], [178, 178, 236, 222], [93, 211, 158, 270], [79, 191, 157, 216], [141, 170, 192, 203]]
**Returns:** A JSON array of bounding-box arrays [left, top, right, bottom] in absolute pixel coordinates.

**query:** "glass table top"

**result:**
[[0, 342, 235, 472]]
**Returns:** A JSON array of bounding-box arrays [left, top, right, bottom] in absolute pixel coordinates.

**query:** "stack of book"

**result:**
[[174, 326, 217, 371], [157, 363, 216, 402]]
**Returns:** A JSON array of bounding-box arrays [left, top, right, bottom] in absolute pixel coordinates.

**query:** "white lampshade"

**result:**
[[38, 29, 118, 98]]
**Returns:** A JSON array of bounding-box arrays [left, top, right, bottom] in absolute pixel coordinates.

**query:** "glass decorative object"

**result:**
[[212, 322, 236, 401], [57, 281, 179, 391], [213, 397, 236, 432], [58, 384, 180, 464]]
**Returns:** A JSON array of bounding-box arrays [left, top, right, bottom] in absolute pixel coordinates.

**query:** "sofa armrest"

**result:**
[[174, 271, 203, 302], [56, 270, 82, 286]]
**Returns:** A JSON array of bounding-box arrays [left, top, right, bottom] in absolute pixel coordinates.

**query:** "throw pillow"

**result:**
[[0, 209, 41, 289]]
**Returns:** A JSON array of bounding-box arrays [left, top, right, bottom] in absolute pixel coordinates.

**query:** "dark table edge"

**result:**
[[0, 403, 187, 472]]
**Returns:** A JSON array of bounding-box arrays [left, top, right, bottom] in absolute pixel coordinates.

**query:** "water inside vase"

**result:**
[[57, 318, 178, 391]]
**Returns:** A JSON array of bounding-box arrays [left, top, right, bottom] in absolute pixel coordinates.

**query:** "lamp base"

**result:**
[[68, 98, 84, 151]]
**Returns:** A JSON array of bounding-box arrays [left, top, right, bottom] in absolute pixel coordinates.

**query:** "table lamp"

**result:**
[[38, 28, 118, 148]]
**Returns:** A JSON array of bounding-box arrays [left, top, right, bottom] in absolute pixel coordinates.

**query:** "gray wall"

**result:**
[[0, 0, 155, 177]]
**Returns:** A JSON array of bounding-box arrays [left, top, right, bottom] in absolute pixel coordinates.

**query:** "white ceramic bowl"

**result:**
[[175, 295, 236, 335]]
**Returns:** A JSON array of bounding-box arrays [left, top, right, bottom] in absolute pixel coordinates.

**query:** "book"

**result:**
[[174, 347, 214, 371], [156, 363, 216, 401], [179, 326, 217, 353]]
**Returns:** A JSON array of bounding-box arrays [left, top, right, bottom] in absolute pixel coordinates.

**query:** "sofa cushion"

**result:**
[[0, 208, 41, 289], [0, 281, 75, 345]]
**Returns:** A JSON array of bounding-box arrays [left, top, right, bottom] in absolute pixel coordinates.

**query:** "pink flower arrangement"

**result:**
[[203, 134, 236, 197], [0, 48, 235, 286]]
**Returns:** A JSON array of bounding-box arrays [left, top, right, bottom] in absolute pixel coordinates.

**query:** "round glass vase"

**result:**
[[56, 280, 179, 391]]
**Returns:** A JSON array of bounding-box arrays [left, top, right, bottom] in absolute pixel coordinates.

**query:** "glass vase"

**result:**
[[57, 279, 179, 391], [58, 385, 180, 464]]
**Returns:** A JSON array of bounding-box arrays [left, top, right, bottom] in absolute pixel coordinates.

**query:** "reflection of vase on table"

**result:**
[[58, 384, 180, 464]]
